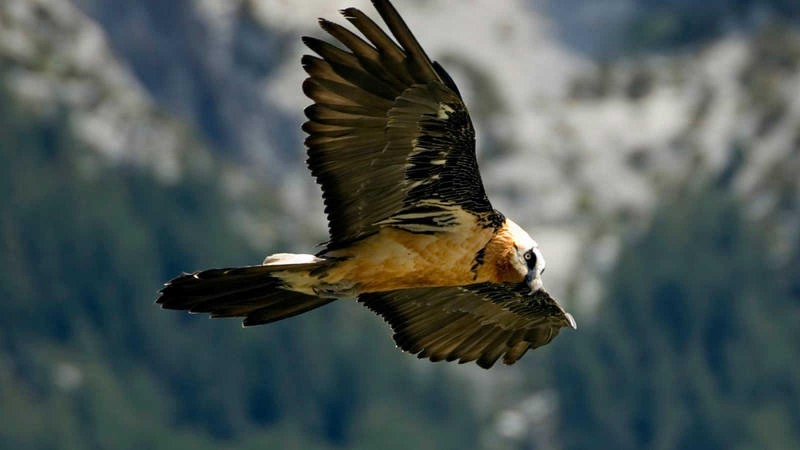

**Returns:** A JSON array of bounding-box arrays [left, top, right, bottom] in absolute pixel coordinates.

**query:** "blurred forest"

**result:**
[[2, 0, 800, 449], [0, 88, 478, 449], [553, 184, 800, 449]]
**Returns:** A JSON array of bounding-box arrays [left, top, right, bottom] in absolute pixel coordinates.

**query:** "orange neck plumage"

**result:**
[[478, 222, 526, 284]]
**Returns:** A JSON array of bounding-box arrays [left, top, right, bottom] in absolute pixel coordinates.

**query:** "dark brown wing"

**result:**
[[358, 283, 577, 369], [304, 0, 498, 249]]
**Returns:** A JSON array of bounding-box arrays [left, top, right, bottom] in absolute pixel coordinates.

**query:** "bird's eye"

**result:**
[[524, 250, 537, 268]]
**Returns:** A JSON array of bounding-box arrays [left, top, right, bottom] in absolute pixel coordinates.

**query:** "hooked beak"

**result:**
[[565, 313, 578, 330], [525, 271, 543, 292]]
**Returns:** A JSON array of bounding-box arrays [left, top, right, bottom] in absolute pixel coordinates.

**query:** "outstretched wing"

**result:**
[[303, 0, 497, 248], [358, 284, 576, 369]]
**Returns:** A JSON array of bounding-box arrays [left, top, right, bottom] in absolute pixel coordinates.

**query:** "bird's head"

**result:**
[[506, 219, 546, 292]]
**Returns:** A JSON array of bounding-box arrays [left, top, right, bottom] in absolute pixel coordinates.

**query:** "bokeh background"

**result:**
[[2, 0, 799, 449]]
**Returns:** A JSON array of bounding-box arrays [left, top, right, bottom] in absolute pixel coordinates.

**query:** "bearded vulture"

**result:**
[[158, 0, 576, 369]]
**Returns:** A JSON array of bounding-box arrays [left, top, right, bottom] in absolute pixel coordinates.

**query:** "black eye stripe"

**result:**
[[525, 250, 537, 268]]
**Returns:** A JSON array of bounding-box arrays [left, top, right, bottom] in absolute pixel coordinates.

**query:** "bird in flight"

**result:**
[[158, 0, 576, 369]]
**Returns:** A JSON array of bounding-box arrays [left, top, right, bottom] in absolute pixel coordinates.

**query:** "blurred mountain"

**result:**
[[541, 0, 800, 57], [50, 0, 800, 285], [2, 0, 800, 449], [70, 0, 299, 170], [0, 1, 481, 449]]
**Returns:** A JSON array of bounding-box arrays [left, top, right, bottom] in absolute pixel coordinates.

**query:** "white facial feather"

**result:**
[[505, 219, 546, 290], [505, 219, 536, 251]]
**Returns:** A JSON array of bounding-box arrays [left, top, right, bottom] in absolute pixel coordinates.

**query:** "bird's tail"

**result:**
[[157, 254, 334, 326]]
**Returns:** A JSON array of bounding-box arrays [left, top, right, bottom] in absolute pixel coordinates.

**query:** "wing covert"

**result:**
[[358, 284, 576, 369]]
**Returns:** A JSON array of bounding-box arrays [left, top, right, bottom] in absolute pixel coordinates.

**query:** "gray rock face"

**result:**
[[71, 0, 298, 173]]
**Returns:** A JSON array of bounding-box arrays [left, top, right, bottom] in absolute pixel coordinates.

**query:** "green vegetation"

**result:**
[[0, 89, 478, 450], [551, 183, 800, 449], [4, 14, 800, 442]]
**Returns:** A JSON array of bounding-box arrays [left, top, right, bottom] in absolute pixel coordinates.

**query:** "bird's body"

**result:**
[[158, 0, 575, 369], [271, 215, 532, 297]]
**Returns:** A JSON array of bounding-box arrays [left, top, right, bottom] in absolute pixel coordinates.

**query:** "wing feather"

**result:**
[[304, 1, 499, 249], [370, 0, 440, 82], [318, 17, 408, 91], [341, 7, 413, 82], [359, 284, 576, 369]]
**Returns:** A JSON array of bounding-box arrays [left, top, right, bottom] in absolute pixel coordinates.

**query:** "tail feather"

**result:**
[[157, 259, 334, 326]]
